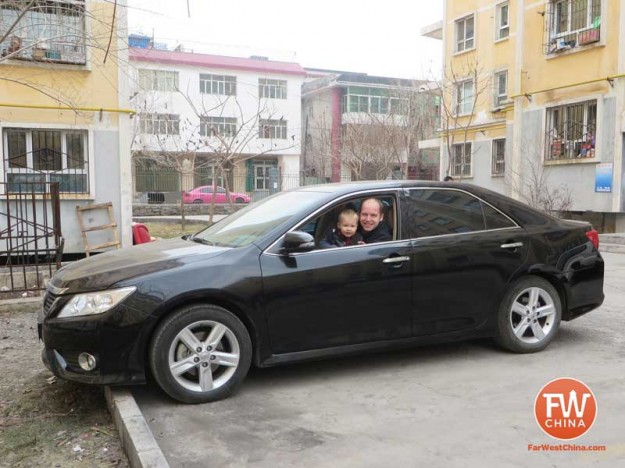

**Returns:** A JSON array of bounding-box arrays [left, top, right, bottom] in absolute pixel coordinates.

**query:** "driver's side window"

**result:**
[[297, 194, 397, 250]]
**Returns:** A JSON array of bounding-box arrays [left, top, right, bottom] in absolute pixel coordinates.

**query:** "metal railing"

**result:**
[[0, 182, 63, 296]]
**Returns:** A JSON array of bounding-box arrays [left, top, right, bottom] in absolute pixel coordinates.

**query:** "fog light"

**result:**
[[78, 353, 97, 371]]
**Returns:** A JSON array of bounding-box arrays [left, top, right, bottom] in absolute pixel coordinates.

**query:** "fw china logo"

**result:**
[[534, 378, 597, 440]]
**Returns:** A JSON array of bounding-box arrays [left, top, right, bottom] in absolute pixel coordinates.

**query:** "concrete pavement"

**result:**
[[115, 252, 625, 468]]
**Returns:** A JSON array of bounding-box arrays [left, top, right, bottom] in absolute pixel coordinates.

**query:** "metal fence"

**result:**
[[0, 182, 63, 296]]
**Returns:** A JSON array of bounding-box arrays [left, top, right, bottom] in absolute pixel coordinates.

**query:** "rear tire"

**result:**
[[149, 304, 252, 404], [494, 276, 561, 353], [192, 199, 203, 204], [235, 197, 244, 203]]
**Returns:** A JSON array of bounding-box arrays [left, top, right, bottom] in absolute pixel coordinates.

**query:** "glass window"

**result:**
[[259, 119, 287, 139], [496, 2, 510, 40], [139, 113, 180, 135], [199, 74, 237, 95], [401, 189, 485, 239], [493, 70, 508, 108], [193, 190, 328, 247], [0, 0, 86, 64], [456, 79, 474, 115], [545, 100, 596, 160], [455, 15, 475, 52], [200, 116, 237, 137], [259, 79, 287, 99], [492, 139, 506, 175], [483, 203, 516, 229], [138, 69, 179, 91], [3, 128, 89, 194], [451, 142, 472, 177]]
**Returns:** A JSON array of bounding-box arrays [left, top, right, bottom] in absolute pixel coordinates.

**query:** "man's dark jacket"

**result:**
[[360, 222, 391, 244]]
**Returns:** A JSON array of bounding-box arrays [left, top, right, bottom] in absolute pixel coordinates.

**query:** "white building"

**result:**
[[129, 47, 305, 201]]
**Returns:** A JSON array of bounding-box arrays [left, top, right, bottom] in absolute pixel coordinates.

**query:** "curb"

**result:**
[[600, 244, 625, 254], [105, 387, 170, 468]]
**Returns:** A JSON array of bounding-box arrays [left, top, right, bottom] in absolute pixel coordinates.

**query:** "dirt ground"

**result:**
[[0, 308, 129, 468]]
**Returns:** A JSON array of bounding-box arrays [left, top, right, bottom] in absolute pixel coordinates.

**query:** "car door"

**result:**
[[260, 192, 413, 354], [400, 188, 529, 336]]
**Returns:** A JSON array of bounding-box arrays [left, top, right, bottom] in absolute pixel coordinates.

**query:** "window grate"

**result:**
[[544, 0, 601, 55], [545, 100, 596, 160]]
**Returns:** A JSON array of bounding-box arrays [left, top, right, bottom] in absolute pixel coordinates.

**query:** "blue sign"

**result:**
[[595, 163, 612, 193]]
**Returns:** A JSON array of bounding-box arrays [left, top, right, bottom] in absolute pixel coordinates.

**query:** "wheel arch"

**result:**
[[520, 268, 569, 318], [142, 293, 261, 376]]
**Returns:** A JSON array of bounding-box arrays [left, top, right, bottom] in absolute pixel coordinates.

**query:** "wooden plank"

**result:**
[[84, 240, 121, 252], [81, 222, 118, 232], [75, 202, 114, 211]]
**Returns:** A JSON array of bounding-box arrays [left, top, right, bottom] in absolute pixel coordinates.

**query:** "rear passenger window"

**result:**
[[401, 189, 485, 238], [482, 203, 516, 230]]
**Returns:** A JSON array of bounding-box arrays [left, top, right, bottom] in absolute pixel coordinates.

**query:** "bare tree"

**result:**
[[304, 81, 437, 182], [132, 84, 297, 226], [511, 140, 573, 216], [436, 56, 492, 180]]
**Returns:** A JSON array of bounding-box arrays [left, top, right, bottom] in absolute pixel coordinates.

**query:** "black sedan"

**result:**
[[39, 181, 604, 403]]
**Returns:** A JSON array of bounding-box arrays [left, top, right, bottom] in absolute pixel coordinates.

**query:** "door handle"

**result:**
[[500, 242, 523, 249], [383, 256, 410, 264]]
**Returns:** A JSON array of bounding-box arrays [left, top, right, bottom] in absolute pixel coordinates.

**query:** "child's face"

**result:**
[[337, 217, 358, 238]]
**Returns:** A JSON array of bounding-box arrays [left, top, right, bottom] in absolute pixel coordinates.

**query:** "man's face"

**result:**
[[359, 200, 383, 232]]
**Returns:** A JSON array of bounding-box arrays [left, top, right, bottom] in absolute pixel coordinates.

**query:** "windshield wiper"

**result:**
[[189, 237, 215, 246]]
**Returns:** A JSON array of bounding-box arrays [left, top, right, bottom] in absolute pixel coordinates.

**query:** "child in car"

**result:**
[[319, 208, 364, 248]]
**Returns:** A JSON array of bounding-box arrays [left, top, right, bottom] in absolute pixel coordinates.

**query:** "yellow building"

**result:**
[[0, 0, 133, 256], [427, 0, 623, 231]]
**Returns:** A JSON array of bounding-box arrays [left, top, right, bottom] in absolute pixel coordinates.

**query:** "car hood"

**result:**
[[50, 238, 230, 294]]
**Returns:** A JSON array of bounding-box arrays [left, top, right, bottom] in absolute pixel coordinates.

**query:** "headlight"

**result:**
[[57, 286, 137, 318]]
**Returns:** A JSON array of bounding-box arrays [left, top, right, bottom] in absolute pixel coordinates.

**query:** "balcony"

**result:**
[[2, 36, 86, 65], [544, 0, 601, 55]]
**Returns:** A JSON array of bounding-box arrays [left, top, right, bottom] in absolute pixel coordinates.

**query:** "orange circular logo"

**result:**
[[534, 378, 597, 440]]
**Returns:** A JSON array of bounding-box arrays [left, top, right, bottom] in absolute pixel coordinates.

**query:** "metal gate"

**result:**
[[0, 182, 63, 296]]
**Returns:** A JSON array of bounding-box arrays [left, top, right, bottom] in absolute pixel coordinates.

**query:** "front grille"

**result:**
[[43, 292, 58, 315]]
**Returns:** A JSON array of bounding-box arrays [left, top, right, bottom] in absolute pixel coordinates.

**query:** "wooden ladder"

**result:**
[[76, 202, 121, 257]]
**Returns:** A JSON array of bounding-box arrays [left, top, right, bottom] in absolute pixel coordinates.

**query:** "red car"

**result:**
[[182, 186, 250, 204]]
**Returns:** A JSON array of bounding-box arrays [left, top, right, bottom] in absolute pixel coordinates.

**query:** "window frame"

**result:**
[[491, 138, 506, 176], [495, 1, 510, 41], [258, 119, 288, 140], [2, 126, 91, 195], [455, 79, 475, 115], [493, 70, 508, 109], [138, 69, 179, 92], [259, 78, 287, 99], [0, 0, 87, 65], [139, 113, 180, 136], [199, 74, 237, 96], [451, 142, 472, 177], [546, 0, 603, 55], [544, 98, 597, 161], [200, 116, 237, 137], [455, 14, 475, 53]]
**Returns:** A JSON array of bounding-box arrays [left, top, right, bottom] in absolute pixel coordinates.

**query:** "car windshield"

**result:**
[[191, 190, 328, 247]]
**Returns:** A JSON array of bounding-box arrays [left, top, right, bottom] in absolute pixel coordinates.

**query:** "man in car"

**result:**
[[359, 198, 391, 243]]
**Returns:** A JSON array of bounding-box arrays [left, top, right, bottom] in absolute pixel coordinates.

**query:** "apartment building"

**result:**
[[428, 0, 623, 231], [129, 46, 305, 202], [302, 71, 440, 183], [0, 0, 133, 255]]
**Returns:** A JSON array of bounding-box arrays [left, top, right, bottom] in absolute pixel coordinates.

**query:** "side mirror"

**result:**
[[281, 231, 315, 254]]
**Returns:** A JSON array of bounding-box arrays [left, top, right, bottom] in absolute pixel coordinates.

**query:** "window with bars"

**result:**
[[199, 74, 237, 95], [259, 119, 287, 139], [138, 69, 179, 91], [496, 2, 510, 40], [455, 79, 474, 115], [546, 0, 601, 54], [493, 70, 508, 108], [0, 0, 86, 64], [451, 142, 472, 177], [455, 15, 475, 52], [545, 100, 596, 160], [200, 116, 237, 137], [492, 139, 506, 175], [2, 128, 89, 193], [259, 79, 287, 99], [139, 113, 180, 135]]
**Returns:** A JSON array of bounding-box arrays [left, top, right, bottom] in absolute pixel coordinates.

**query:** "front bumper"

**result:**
[[39, 302, 149, 386]]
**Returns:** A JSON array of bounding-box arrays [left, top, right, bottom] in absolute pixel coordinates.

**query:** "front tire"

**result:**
[[149, 304, 252, 404], [494, 276, 562, 353]]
